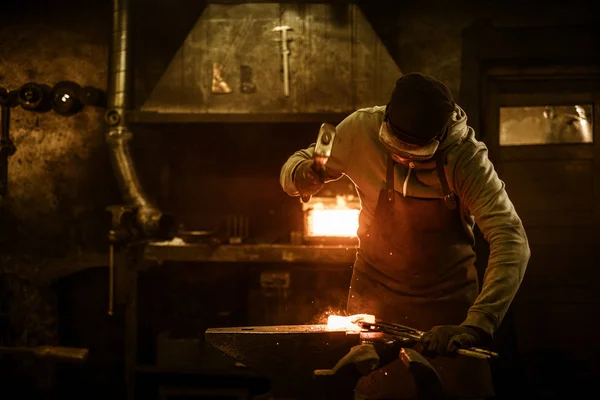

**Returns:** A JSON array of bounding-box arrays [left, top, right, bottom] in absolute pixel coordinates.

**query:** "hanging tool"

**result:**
[[273, 25, 293, 97], [358, 319, 498, 360], [240, 65, 256, 94], [301, 122, 337, 203], [0, 345, 89, 364], [106, 205, 136, 316], [0, 92, 17, 199], [211, 63, 232, 94]]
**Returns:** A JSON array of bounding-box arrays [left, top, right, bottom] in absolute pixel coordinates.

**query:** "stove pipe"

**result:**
[[105, 0, 170, 237]]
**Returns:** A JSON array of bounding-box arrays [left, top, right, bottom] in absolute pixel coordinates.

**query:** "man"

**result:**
[[280, 73, 530, 399]]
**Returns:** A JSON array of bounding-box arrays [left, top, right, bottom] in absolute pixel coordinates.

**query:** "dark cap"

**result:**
[[381, 73, 455, 160]]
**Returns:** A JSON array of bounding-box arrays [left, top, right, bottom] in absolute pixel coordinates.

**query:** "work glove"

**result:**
[[420, 325, 491, 357], [293, 160, 324, 197]]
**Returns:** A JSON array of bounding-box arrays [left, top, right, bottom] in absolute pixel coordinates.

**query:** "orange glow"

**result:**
[[326, 314, 375, 331], [308, 209, 359, 237], [305, 196, 360, 238]]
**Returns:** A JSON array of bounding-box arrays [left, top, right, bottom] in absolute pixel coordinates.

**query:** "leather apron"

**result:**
[[348, 153, 494, 399]]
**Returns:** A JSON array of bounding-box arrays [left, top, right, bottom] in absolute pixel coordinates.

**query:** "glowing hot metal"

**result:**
[[326, 314, 375, 332]]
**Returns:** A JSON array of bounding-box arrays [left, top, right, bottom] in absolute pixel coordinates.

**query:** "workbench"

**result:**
[[144, 240, 358, 264], [121, 240, 358, 400]]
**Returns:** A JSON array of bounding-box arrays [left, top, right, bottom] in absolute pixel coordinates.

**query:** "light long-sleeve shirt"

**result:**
[[280, 105, 530, 335]]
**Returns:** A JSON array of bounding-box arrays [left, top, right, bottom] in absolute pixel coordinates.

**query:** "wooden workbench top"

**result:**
[[144, 240, 358, 264]]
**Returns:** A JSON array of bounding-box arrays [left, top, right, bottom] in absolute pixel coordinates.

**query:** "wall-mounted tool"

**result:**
[[240, 65, 256, 94], [105, 204, 176, 316], [301, 123, 337, 203], [273, 25, 293, 97], [212, 62, 232, 94]]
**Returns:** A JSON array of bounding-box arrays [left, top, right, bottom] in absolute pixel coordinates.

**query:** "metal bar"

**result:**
[[143, 243, 358, 264], [108, 244, 115, 316], [124, 247, 138, 400], [282, 28, 290, 97]]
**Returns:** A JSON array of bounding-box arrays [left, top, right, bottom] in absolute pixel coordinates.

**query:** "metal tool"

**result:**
[[106, 205, 136, 316], [211, 63, 232, 94], [0, 104, 16, 199], [0, 345, 89, 364], [301, 122, 337, 203], [240, 65, 256, 94], [358, 319, 499, 360], [273, 25, 292, 97]]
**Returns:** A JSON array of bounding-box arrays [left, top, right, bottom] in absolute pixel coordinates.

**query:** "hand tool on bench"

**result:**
[[301, 122, 337, 203]]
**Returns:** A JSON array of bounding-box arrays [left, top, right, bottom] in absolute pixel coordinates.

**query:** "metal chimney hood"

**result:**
[[133, 3, 401, 123]]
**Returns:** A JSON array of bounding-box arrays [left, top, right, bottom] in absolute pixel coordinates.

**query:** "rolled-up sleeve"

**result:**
[[279, 112, 358, 196], [454, 143, 531, 335]]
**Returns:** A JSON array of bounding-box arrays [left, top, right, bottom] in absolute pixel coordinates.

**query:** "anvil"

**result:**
[[205, 323, 416, 398], [205, 324, 361, 397]]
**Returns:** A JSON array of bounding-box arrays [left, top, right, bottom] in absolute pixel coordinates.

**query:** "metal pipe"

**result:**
[[0, 106, 16, 200], [105, 0, 167, 236]]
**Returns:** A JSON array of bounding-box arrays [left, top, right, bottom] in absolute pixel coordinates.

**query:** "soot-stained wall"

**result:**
[[0, 1, 119, 253], [0, 0, 119, 395]]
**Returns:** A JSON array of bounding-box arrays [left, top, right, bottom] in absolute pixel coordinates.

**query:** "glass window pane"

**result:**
[[500, 104, 594, 145]]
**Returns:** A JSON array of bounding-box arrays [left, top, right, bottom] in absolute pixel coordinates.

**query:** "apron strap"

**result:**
[[435, 152, 457, 210], [386, 155, 395, 203]]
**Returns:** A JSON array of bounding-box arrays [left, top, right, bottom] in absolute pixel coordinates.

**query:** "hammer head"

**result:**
[[313, 122, 336, 169]]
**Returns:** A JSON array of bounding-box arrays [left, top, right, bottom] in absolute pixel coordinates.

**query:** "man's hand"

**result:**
[[420, 325, 491, 356], [293, 160, 324, 197]]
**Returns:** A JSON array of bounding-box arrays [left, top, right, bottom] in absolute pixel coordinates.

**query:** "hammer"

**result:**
[[300, 123, 336, 203]]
